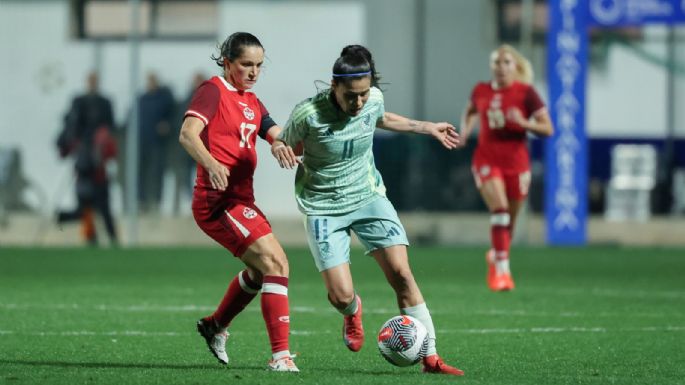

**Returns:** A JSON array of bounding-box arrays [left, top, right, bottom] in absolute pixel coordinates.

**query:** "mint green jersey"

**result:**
[[278, 87, 387, 215]]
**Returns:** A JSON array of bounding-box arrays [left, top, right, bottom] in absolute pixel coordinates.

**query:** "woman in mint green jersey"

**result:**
[[271, 45, 464, 376]]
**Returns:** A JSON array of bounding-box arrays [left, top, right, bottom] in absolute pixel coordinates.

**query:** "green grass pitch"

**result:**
[[1, 246, 683, 384]]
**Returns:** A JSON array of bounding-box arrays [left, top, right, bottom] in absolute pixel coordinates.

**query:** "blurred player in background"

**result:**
[[458, 44, 553, 292], [272, 45, 464, 376], [56, 72, 118, 246], [178, 32, 298, 372]]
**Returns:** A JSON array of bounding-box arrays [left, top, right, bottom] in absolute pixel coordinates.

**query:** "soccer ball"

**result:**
[[377, 315, 429, 367]]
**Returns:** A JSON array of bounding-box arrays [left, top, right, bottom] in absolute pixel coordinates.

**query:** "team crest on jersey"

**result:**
[[243, 207, 257, 219], [242, 106, 255, 121], [362, 114, 371, 129], [480, 165, 491, 176]]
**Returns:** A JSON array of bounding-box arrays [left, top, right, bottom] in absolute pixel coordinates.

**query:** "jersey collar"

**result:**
[[217, 75, 238, 92], [491, 80, 517, 90]]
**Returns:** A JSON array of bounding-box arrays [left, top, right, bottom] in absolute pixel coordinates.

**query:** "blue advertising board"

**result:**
[[588, 0, 685, 27], [545, 0, 685, 245], [546, 0, 589, 245]]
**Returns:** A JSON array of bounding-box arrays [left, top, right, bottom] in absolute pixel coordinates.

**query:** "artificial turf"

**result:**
[[0, 246, 683, 384]]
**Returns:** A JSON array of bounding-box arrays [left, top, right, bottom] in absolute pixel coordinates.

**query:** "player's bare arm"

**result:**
[[379, 112, 460, 149], [458, 102, 479, 148], [507, 107, 554, 137], [270, 137, 300, 170], [179, 116, 230, 191]]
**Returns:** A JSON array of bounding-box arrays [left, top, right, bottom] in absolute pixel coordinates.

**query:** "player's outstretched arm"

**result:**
[[271, 138, 300, 170], [378, 112, 460, 149], [179, 116, 230, 191], [459, 102, 479, 148]]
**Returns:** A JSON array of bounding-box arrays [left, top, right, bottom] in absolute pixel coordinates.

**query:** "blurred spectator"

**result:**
[[138, 72, 176, 213], [171, 72, 205, 215], [56, 72, 118, 246]]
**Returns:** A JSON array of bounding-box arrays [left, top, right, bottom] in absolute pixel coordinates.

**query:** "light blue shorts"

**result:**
[[303, 197, 410, 272]]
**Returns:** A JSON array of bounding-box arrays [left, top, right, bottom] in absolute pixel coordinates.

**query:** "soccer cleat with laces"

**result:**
[[196, 317, 229, 365], [422, 354, 464, 376], [342, 295, 364, 352], [267, 356, 300, 372]]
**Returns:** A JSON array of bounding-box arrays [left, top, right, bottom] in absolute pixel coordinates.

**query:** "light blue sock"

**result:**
[[401, 302, 437, 356]]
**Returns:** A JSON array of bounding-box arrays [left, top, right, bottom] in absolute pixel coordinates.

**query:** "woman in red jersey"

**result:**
[[179, 32, 299, 372], [459, 44, 554, 292]]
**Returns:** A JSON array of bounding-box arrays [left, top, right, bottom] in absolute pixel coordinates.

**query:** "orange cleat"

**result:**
[[422, 354, 464, 376], [342, 295, 364, 352], [491, 272, 515, 292]]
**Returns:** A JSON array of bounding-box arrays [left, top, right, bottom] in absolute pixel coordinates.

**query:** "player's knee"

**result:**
[[259, 251, 289, 277], [328, 290, 355, 309], [390, 268, 416, 292], [245, 266, 263, 285]]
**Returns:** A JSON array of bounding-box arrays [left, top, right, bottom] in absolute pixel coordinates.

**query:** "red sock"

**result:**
[[261, 275, 290, 354], [490, 209, 511, 260], [212, 270, 261, 328]]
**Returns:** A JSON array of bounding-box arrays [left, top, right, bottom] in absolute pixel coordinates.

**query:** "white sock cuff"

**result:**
[[272, 350, 291, 361], [238, 270, 261, 294], [401, 302, 429, 316], [262, 283, 288, 296], [340, 294, 359, 316], [490, 212, 511, 226]]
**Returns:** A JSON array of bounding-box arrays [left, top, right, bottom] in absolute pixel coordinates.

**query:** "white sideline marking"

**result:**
[[1, 303, 682, 320], [0, 303, 399, 315], [551, 288, 685, 300], [0, 303, 216, 312], [0, 326, 683, 337], [441, 326, 685, 334], [472, 309, 682, 319]]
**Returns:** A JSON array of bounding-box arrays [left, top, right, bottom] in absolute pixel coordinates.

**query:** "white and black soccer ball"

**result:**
[[377, 315, 429, 367]]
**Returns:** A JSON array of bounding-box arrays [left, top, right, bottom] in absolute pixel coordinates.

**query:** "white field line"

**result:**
[[0, 303, 392, 314], [442, 326, 685, 334], [0, 326, 683, 338], [0, 303, 682, 320], [548, 288, 685, 300]]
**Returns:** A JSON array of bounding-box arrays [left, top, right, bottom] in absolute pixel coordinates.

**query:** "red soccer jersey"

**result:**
[[470, 81, 545, 172], [185, 76, 273, 204]]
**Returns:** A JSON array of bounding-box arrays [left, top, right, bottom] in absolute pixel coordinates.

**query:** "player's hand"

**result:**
[[506, 108, 528, 131], [272, 141, 300, 169], [208, 161, 230, 191], [428, 122, 460, 150]]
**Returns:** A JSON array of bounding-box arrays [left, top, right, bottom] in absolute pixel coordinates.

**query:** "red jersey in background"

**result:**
[[470, 81, 545, 173]]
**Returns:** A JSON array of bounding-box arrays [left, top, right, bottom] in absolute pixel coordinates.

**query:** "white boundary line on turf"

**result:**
[[547, 288, 685, 299], [1, 326, 683, 337], [0, 303, 327, 313], [440, 326, 685, 334], [1, 303, 683, 320], [0, 303, 683, 319]]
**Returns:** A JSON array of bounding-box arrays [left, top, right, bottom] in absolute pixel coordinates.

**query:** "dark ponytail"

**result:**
[[340, 45, 381, 86], [332, 45, 380, 87], [211, 32, 263, 67]]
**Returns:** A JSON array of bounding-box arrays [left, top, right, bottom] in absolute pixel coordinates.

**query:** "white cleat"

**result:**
[[267, 356, 299, 372], [196, 318, 229, 365]]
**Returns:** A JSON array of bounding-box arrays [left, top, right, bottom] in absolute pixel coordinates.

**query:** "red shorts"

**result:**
[[192, 195, 272, 257], [471, 162, 531, 201]]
